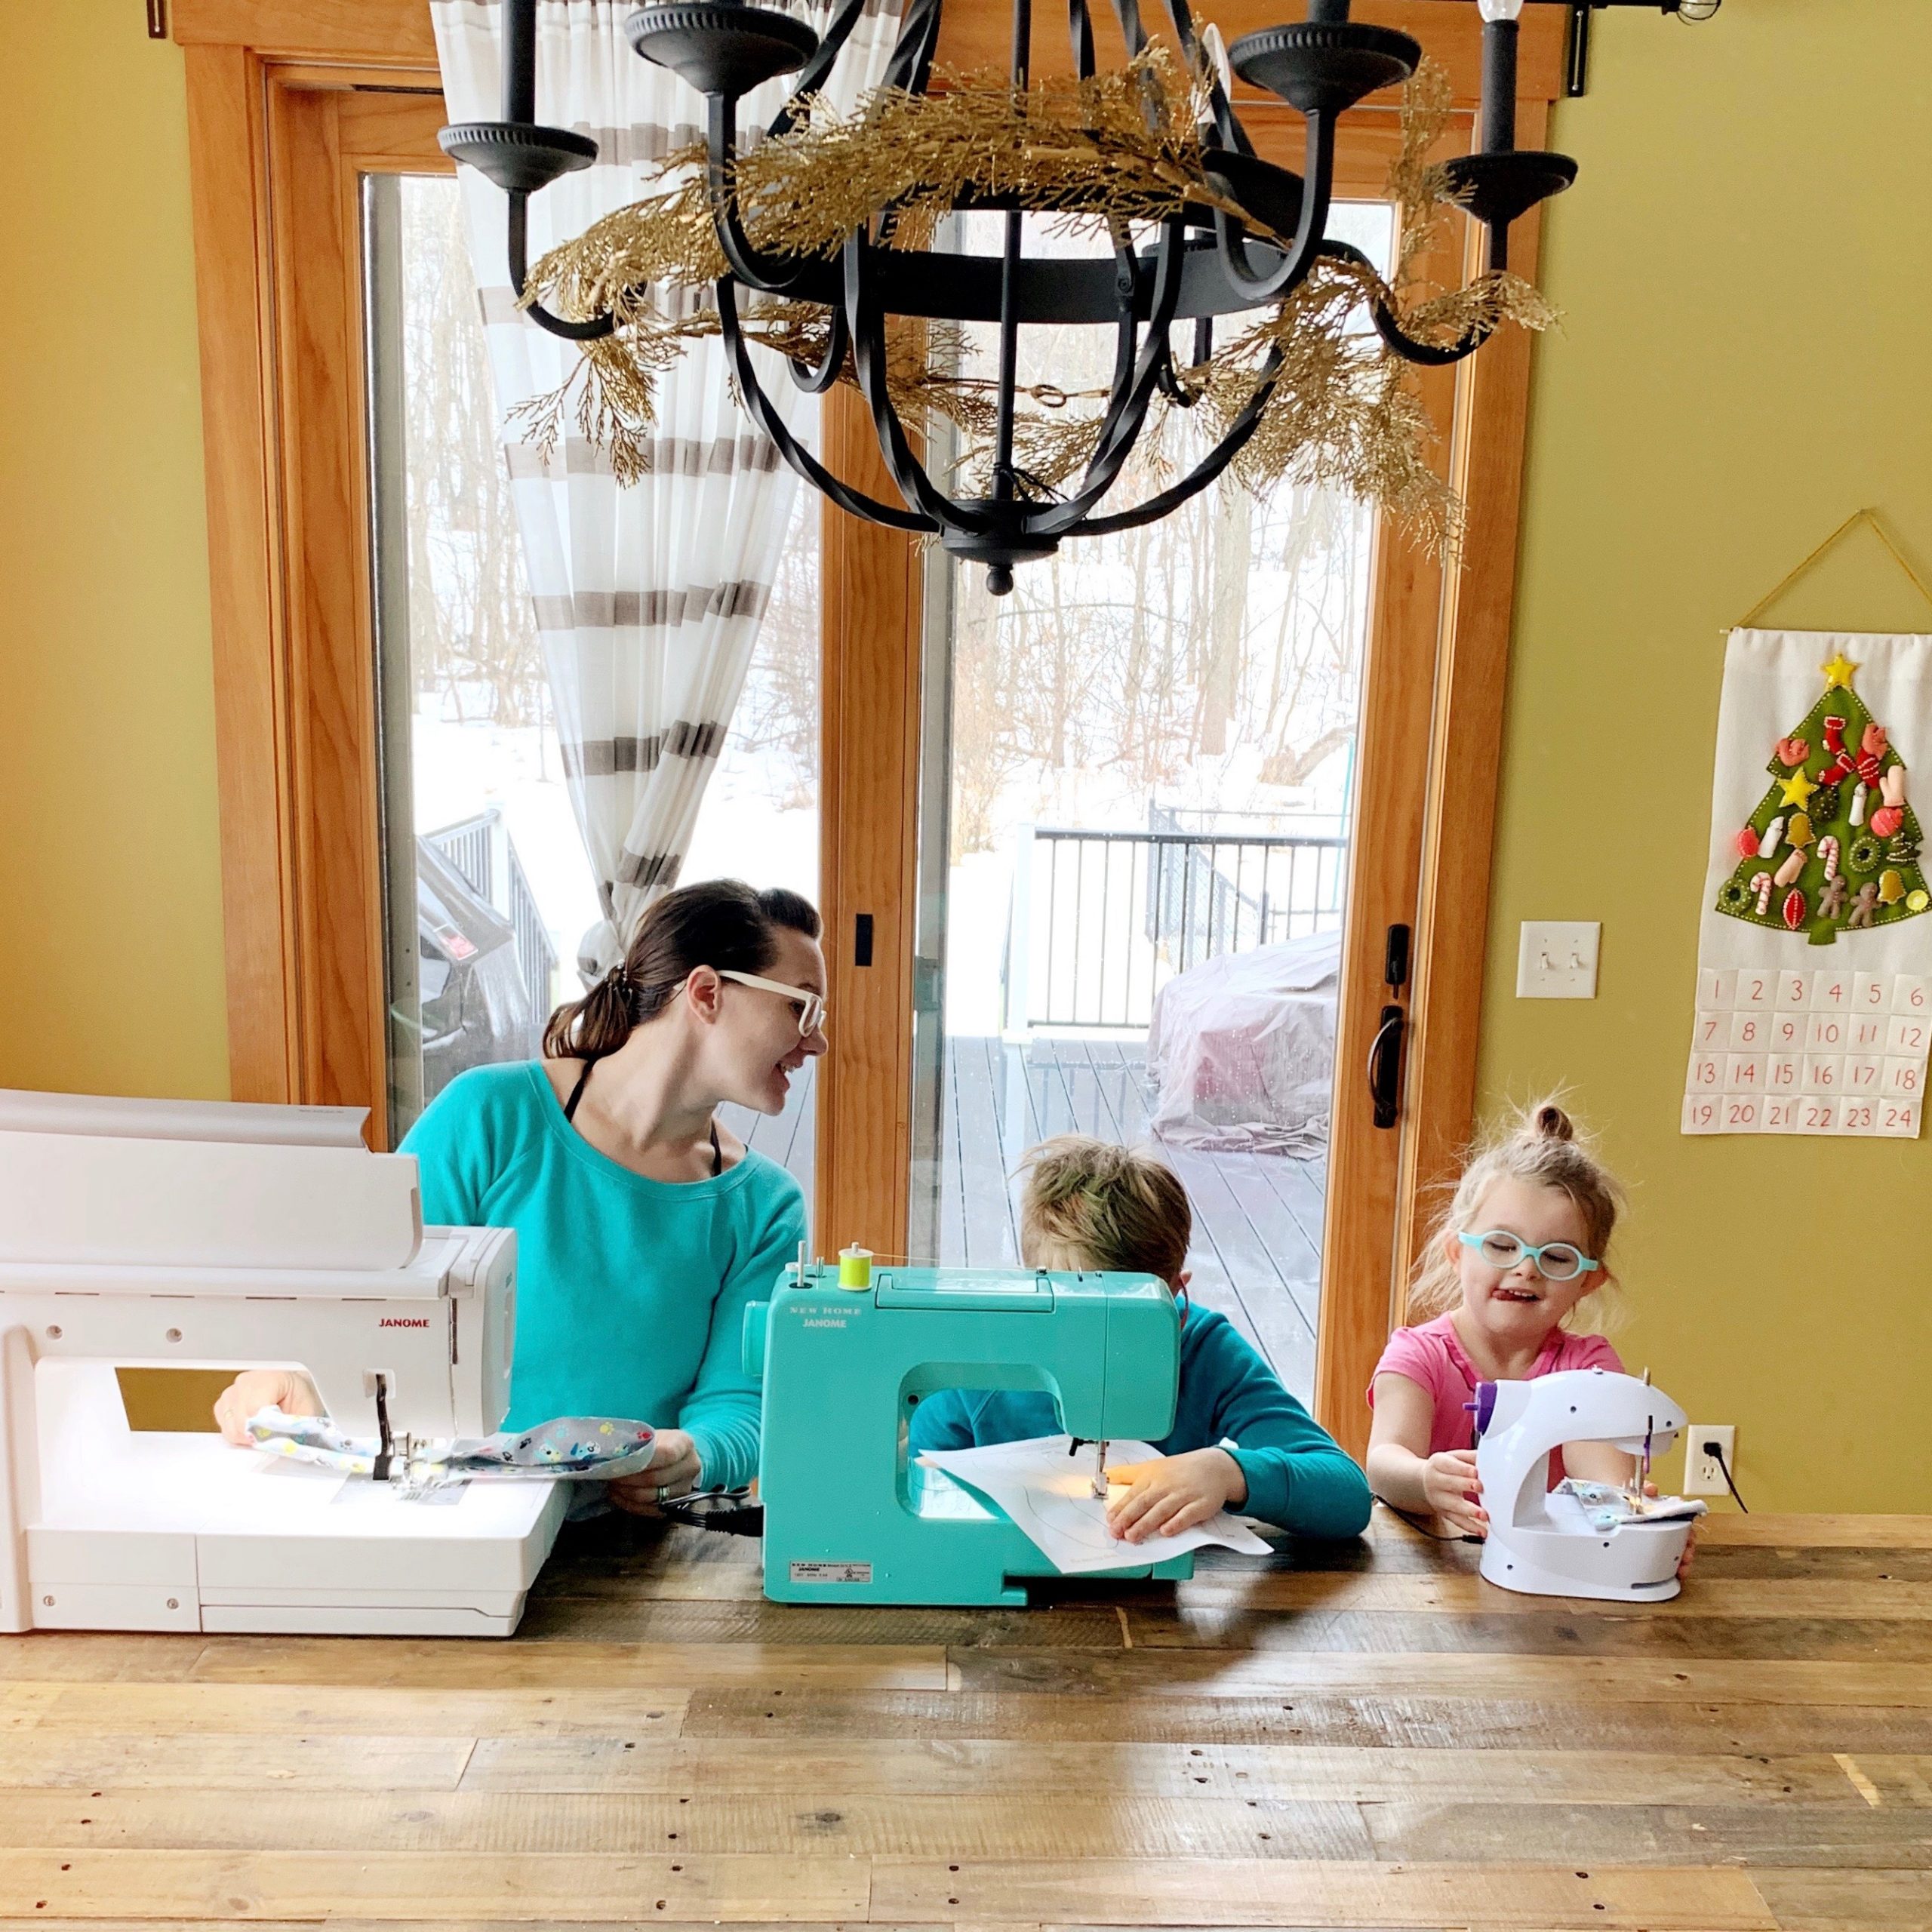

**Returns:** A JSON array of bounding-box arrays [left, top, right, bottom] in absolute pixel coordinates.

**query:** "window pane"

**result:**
[[365, 172, 822, 1180], [909, 206, 1395, 1400]]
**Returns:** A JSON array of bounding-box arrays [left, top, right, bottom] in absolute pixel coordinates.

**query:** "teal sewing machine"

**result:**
[[744, 1257, 1187, 1605]]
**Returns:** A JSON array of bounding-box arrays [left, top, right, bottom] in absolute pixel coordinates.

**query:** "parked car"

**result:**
[[414, 835, 541, 1102]]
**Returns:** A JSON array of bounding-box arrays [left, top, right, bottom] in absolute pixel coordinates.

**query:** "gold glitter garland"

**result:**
[[512, 51, 1555, 552]]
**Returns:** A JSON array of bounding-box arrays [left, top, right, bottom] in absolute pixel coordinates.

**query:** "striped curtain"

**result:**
[[431, 0, 901, 974]]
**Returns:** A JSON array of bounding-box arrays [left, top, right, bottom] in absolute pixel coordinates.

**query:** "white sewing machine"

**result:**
[[1475, 1368, 1703, 1603], [0, 1089, 566, 1636]]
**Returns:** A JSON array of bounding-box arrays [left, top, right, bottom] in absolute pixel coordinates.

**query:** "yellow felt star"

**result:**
[[1822, 651, 1860, 689], [1779, 768, 1818, 810]]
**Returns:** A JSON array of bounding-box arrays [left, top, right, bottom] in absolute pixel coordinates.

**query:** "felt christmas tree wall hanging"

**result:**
[[1715, 651, 1930, 946]]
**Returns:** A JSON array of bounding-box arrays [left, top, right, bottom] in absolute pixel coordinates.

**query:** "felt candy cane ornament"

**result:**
[[1751, 870, 1774, 915], [1818, 835, 1841, 881]]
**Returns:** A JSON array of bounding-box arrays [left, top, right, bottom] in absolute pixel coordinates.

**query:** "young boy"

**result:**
[[908, 1137, 1371, 1543]]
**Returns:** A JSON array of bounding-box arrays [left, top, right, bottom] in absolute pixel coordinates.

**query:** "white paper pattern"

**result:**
[[918, 1434, 1272, 1574]]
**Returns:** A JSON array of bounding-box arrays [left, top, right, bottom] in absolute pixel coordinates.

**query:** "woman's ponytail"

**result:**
[[543, 966, 638, 1062], [542, 880, 823, 1065]]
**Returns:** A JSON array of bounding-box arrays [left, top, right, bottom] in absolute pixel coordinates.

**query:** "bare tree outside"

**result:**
[[400, 183, 546, 732]]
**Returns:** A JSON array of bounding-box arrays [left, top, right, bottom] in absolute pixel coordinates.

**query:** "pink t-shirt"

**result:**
[[1369, 1312, 1623, 1481]]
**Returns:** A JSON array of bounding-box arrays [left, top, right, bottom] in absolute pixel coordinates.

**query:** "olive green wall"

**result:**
[[0, 8, 228, 1101], [1486, 0, 1932, 1511], [2, 7, 1925, 1508]]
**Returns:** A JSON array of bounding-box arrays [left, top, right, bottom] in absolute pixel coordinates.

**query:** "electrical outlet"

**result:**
[[1516, 921, 1601, 998], [1684, 1424, 1736, 1497]]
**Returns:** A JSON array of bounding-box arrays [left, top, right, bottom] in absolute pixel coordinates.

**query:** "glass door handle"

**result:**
[[1367, 1002, 1404, 1130]]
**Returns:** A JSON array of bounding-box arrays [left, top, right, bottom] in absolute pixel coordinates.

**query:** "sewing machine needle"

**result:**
[[1091, 1439, 1109, 1500]]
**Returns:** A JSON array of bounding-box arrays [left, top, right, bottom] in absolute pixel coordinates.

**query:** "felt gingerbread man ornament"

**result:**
[[1845, 880, 1881, 931], [1819, 873, 1849, 921]]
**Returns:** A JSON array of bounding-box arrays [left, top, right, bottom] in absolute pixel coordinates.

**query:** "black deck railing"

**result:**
[[1005, 815, 1348, 1030]]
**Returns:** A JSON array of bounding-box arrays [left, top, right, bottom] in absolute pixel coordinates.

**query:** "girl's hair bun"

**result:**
[[1529, 1100, 1575, 1143]]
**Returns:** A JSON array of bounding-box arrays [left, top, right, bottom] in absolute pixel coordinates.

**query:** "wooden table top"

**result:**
[[2, 1509, 1927, 1930]]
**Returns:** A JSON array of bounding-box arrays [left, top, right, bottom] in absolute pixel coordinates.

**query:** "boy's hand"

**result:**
[[1103, 1448, 1246, 1545], [1420, 1448, 1487, 1537]]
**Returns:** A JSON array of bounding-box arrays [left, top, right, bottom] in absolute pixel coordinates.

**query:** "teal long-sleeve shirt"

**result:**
[[398, 1061, 804, 1492], [907, 1301, 1372, 1540]]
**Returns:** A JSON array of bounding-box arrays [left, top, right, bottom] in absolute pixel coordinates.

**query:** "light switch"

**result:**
[[1517, 921, 1600, 999]]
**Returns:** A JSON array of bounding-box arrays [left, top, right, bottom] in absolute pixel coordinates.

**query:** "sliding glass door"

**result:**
[[908, 204, 1396, 1402]]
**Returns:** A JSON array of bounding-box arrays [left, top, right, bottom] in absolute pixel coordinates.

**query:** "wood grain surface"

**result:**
[[2, 1509, 1924, 1928]]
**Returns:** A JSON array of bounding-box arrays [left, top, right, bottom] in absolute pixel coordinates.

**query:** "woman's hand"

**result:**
[[606, 1429, 703, 1516], [1421, 1448, 1487, 1537], [213, 1371, 321, 1447], [1103, 1447, 1246, 1545]]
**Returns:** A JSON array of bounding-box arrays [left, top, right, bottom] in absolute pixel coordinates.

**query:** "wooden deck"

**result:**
[[7, 1511, 1927, 1928], [721, 1037, 1325, 1402]]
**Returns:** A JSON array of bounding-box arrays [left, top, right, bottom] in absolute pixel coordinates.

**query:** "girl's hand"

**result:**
[[606, 1429, 702, 1515], [1103, 1448, 1246, 1545], [214, 1371, 321, 1446], [1421, 1449, 1487, 1537], [1641, 1480, 1698, 1580]]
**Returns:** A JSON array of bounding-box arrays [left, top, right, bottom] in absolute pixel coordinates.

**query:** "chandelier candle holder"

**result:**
[[439, 0, 1677, 590]]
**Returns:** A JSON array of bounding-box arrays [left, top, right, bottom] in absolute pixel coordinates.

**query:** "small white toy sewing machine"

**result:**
[[0, 1089, 565, 1636], [1474, 1369, 1704, 1603]]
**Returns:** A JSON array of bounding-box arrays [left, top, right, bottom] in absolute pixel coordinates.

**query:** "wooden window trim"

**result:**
[[185, 54, 450, 1115], [182, 4, 1558, 1450], [174, 0, 1566, 97]]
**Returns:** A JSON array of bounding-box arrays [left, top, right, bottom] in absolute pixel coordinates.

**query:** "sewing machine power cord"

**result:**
[[1372, 1497, 1483, 1543], [658, 1488, 764, 1537]]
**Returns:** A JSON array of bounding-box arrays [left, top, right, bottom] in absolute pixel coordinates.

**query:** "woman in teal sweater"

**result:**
[[215, 879, 824, 1513]]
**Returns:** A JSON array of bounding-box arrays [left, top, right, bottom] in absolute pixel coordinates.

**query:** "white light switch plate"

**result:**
[[1517, 921, 1601, 999]]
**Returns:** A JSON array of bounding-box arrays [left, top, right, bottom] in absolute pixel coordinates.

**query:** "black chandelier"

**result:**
[[442, 0, 1699, 590]]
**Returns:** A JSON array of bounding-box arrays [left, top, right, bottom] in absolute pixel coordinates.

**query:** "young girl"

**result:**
[[909, 1137, 1372, 1544], [1367, 1100, 1638, 1540]]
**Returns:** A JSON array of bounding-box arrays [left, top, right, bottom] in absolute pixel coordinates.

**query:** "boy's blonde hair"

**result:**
[[1017, 1136, 1191, 1285], [1407, 1098, 1626, 1332]]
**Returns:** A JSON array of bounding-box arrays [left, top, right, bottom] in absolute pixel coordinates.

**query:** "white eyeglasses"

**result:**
[[1458, 1229, 1598, 1282], [713, 968, 828, 1038]]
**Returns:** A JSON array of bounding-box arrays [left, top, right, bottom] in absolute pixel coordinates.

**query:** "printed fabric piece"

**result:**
[[248, 1407, 657, 1488]]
